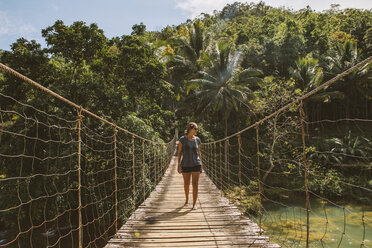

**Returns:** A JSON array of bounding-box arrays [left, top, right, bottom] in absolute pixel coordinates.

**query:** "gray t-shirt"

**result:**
[[179, 136, 202, 167]]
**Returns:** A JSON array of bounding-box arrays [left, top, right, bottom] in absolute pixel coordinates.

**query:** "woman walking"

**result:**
[[177, 122, 203, 210]]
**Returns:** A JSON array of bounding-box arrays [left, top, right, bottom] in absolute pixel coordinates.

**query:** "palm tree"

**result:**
[[322, 40, 370, 119], [185, 41, 263, 137], [289, 56, 323, 92], [160, 20, 207, 103], [289, 56, 327, 121], [166, 20, 206, 73]]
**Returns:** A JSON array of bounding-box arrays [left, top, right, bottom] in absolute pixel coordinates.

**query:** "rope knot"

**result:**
[[78, 106, 84, 121]]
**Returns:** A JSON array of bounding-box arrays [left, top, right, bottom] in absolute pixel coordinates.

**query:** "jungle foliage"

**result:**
[[1, 1, 371, 221]]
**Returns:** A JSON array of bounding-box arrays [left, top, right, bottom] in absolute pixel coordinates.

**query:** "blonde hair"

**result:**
[[184, 122, 198, 135]]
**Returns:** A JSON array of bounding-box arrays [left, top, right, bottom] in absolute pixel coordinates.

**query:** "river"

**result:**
[[255, 199, 372, 247]]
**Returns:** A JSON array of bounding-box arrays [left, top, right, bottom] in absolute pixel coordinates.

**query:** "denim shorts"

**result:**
[[182, 165, 202, 173]]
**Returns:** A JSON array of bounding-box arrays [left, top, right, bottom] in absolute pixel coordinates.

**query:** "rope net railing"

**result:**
[[200, 56, 372, 248], [0, 63, 176, 248]]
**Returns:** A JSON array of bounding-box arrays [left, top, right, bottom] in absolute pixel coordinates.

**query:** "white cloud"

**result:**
[[175, 0, 372, 18], [175, 0, 237, 18], [0, 11, 37, 37]]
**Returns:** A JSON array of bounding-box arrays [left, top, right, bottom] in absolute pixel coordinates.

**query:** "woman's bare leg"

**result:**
[[182, 172, 191, 204], [191, 172, 200, 209]]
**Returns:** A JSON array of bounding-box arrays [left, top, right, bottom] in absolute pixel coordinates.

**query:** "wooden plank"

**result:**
[[106, 242, 279, 248], [107, 238, 276, 246], [104, 155, 279, 248], [120, 223, 257, 229], [115, 233, 270, 239]]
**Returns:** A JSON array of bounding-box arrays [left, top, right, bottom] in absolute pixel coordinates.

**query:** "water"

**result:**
[[258, 199, 372, 247]]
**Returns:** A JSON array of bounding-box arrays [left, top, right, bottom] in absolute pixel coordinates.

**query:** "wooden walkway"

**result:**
[[105, 155, 279, 248]]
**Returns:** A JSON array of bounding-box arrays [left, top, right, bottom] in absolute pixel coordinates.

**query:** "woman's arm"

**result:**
[[177, 142, 183, 173], [198, 145, 203, 172]]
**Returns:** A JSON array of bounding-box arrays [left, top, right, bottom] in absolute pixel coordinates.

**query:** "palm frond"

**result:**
[[240, 67, 264, 78], [198, 71, 217, 82], [186, 79, 215, 93]]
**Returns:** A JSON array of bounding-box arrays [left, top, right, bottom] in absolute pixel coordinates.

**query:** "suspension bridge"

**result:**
[[105, 155, 279, 247], [0, 56, 372, 248]]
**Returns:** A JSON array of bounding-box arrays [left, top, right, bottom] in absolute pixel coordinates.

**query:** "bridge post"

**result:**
[[158, 144, 160, 183], [205, 144, 208, 176], [161, 145, 163, 178], [113, 128, 118, 234], [256, 125, 262, 235], [300, 105, 310, 248], [142, 140, 146, 203], [209, 144, 212, 179], [155, 144, 157, 185], [219, 142, 222, 196], [226, 139, 230, 188], [214, 143, 217, 187], [238, 135, 242, 200], [132, 137, 136, 210], [77, 108, 83, 248]]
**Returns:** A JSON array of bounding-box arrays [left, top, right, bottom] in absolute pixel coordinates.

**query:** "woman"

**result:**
[[177, 122, 203, 210]]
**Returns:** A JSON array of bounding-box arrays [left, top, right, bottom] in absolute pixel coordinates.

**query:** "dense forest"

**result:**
[[1, 2, 371, 141], [0, 2, 371, 247], [1, 0, 372, 200]]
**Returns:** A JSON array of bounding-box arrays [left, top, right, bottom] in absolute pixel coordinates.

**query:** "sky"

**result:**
[[0, 0, 371, 51]]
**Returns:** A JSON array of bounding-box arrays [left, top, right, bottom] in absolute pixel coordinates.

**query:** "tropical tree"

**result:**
[[322, 39, 370, 119], [0, 38, 49, 104], [289, 56, 323, 91], [111, 35, 168, 110], [164, 20, 208, 101], [289, 56, 326, 121], [172, 20, 205, 70], [41, 20, 108, 83], [131, 22, 146, 36], [185, 41, 263, 137]]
